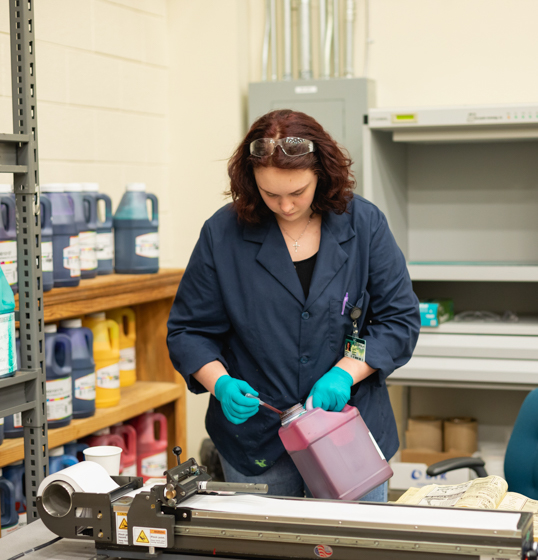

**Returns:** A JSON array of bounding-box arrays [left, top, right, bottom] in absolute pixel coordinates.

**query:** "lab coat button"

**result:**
[[300, 356, 309, 364], [301, 312, 310, 320]]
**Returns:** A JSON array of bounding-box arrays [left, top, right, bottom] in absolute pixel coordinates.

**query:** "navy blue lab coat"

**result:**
[[167, 195, 420, 476]]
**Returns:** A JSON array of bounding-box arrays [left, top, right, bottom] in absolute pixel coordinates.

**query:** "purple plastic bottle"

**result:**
[[279, 401, 393, 501]]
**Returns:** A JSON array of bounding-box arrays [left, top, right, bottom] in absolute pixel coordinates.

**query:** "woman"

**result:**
[[167, 109, 420, 501]]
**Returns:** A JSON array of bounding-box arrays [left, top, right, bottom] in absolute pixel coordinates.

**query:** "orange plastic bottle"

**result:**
[[82, 312, 120, 408], [106, 308, 136, 387]]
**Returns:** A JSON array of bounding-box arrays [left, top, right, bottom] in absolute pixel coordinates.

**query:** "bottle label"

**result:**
[[46, 376, 73, 421], [141, 451, 167, 477], [120, 346, 136, 371], [96, 232, 114, 261], [79, 231, 97, 271], [63, 236, 81, 277], [0, 240, 18, 285], [0, 312, 17, 376], [135, 232, 159, 259], [75, 371, 96, 400], [41, 240, 53, 272], [0, 417, 4, 426], [97, 363, 120, 389], [121, 463, 137, 476], [18, 512, 27, 527], [1, 521, 20, 537], [13, 411, 22, 428]]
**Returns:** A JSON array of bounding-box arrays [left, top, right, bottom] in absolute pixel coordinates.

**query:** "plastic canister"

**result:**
[[45, 324, 73, 429], [113, 183, 159, 274], [0, 184, 17, 295], [278, 402, 394, 501], [0, 467, 19, 536], [69, 183, 97, 279], [58, 318, 96, 419], [82, 312, 120, 408], [130, 411, 168, 482], [111, 423, 138, 475], [4, 331, 22, 438], [0, 266, 17, 378], [3, 460, 26, 527], [49, 445, 79, 474], [40, 193, 54, 292], [106, 308, 136, 387], [83, 183, 113, 276], [64, 440, 89, 462], [41, 183, 80, 287]]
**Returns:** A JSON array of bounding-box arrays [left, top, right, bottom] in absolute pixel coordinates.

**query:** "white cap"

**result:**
[[93, 427, 110, 435], [0, 184, 13, 193], [126, 183, 146, 192], [44, 324, 57, 334], [60, 318, 82, 328], [87, 312, 106, 320], [64, 183, 83, 192], [49, 446, 65, 457], [82, 183, 99, 192], [41, 183, 64, 193]]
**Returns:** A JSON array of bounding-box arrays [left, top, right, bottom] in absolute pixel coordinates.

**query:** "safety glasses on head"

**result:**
[[249, 137, 315, 158]]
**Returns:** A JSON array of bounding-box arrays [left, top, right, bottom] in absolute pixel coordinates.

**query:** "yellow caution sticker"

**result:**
[[133, 526, 168, 548], [115, 512, 128, 545]]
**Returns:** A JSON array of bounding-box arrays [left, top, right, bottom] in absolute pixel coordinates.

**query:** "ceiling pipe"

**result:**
[[299, 0, 313, 80], [333, 0, 340, 77], [270, 0, 278, 80], [344, 0, 355, 77], [262, 0, 271, 81], [283, 0, 293, 80], [319, 0, 327, 79]]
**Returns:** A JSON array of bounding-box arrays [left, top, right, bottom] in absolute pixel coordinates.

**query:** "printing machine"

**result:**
[[36, 448, 538, 560]]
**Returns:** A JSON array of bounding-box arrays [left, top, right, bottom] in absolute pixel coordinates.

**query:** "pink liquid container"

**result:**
[[130, 411, 168, 482], [111, 423, 137, 476], [278, 404, 393, 501]]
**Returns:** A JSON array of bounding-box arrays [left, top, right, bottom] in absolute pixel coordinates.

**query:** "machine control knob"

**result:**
[[173, 446, 182, 465], [165, 483, 177, 500]]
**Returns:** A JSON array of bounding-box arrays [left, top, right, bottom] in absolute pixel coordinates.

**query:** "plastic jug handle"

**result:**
[[0, 195, 16, 231], [146, 193, 159, 227], [95, 193, 113, 225], [157, 416, 168, 444], [56, 334, 73, 373], [40, 194, 52, 228], [106, 319, 120, 351]]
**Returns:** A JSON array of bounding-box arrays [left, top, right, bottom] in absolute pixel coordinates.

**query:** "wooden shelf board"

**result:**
[[14, 268, 184, 322], [0, 381, 183, 467]]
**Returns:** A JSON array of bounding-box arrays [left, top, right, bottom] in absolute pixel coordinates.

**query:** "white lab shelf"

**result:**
[[408, 264, 538, 283], [421, 317, 538, 336]]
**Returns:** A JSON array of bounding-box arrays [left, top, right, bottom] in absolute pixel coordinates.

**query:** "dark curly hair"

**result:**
[[226, 109, 355, 225]]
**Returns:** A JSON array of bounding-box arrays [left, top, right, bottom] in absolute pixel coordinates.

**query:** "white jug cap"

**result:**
[[93, 427, 111, 435], [64, 183, 83, 192], [49, 446, 65, 457], [41, 183, 65, 193], [126, 183, 146, 192], [0, 184, 13, 193], [44, 324, 57, 334], [87, 312, 106, 320], [60, 318, 82, 328], [82, 183, 99, 192]]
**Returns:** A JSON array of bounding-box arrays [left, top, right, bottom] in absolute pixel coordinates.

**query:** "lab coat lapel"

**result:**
[[305, 213, 355, 309], [248, 218, 306, 305]]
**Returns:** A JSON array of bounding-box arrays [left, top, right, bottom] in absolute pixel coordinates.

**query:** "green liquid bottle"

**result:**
[[0, 266, 17, 378]]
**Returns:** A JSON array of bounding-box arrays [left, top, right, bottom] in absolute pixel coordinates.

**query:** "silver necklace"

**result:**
[[281, 217, 312, 252]]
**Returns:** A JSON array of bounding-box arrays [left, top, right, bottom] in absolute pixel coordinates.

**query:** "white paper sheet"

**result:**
[[182, 494, 522, 532]]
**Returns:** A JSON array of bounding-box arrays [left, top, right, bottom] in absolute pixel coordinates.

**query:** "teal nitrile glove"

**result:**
[[308, 367, 353, 412], [214, 376, 260, 425]]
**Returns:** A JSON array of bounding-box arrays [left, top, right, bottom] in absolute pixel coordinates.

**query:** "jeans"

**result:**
[[218, 452, 388, 502]]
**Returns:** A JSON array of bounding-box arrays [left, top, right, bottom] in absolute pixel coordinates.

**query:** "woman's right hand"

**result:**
[[214, 376, 260, 425]]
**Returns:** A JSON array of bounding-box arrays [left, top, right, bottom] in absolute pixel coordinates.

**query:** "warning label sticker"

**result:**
[[133, 526, 167, 548], [115, 512, 128, 545]]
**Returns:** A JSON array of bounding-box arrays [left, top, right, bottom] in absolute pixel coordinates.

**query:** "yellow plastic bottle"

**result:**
[[106, 307, 136, 387], [82, 312, 120, 408]]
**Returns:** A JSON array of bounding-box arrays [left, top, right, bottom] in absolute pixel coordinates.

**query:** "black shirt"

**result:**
[[294, 252, 318, 299]]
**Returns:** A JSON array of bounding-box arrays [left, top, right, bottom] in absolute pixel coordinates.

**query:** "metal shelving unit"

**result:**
[[0, 0, 48, 523]]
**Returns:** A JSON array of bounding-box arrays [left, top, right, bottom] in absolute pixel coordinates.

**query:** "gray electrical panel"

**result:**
[[248, 78, 375, 194]]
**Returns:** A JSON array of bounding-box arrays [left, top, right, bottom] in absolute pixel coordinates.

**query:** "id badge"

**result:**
[[344, 306, 366, 362]]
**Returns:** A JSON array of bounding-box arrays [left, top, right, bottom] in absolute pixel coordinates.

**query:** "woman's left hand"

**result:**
[[307, 367, 353, 412]]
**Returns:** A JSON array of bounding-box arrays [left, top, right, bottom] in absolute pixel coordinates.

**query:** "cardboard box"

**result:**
[[390, 461, 472, 490], [419, 299, 454, 327], [401, 448, 472, 466]]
